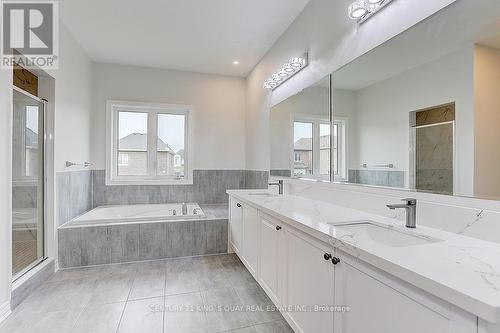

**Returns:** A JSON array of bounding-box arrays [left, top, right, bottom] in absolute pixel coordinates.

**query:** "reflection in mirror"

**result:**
[[332, 9, 500, 200], [270, 76, 331, 180]]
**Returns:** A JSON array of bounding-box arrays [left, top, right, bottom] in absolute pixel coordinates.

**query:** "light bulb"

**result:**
[[289, 57, 305, 68], [348, 0, 368, 19], [367, 0, 383, 4]]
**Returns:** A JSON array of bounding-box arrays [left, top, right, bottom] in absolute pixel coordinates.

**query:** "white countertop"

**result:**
[[227, 190, 500, 323]]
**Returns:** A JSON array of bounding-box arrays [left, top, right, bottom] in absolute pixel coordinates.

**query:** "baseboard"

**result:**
[[0, 301, 11, 324]]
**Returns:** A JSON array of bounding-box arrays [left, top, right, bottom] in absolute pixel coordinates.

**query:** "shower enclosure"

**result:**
[[12, 87, 46, 279]]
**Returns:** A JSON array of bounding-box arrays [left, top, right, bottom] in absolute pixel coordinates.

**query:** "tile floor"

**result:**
[[0, 254, 294, 333]]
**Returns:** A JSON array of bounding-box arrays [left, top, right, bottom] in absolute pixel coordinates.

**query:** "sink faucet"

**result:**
[[182, 202, 188, 215], [268, 179, 284, 195], [387, 198, 417, 228]]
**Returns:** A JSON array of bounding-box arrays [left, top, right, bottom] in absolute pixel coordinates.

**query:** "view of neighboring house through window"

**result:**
[[293, 119, 332, 180], [118, 111, 148, 176], [109, 101, 191, 184], [293, 122, 313, 176]]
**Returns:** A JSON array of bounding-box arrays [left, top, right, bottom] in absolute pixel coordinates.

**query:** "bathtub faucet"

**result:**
[[182, 202, 188, 215]]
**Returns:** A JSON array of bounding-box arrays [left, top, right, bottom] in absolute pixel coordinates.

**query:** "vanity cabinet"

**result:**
[[259, 214, 284, 305], [283, 227, 335, 333], [228, 198, 243, 254], [228, 196, 480, 333], [334, 250, 477, 333], [241, 204, 259, 277]]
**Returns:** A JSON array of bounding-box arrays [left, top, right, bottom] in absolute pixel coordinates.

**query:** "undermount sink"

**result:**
[[247, 193, 278, 197], [331, 221, 442, 247]]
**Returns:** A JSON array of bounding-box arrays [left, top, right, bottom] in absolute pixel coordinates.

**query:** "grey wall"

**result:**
[[57, 169, 268, 226]]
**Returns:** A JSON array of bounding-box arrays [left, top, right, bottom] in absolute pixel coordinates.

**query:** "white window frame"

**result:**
[[106, 100, 194, 185], [333, 117, 348, 182]]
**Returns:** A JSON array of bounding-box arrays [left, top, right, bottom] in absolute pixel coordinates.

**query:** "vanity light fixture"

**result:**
[[263, 53, 308, 90], [348, 0, 394, 23]]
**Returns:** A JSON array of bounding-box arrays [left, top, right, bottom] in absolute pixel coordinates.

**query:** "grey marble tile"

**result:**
[[164, 292, 208, 333], [221, 259, 257, 287], [88, 271, 135, 305], [71, 302, 125, 333], [165, 257, 201, 296], [129, 261, 166, 301], [234, 284, 282, 325], [58, 228, 82, 268], [11, 259, 55, 309], [110, 224, 140, 263], [139, 223, 167, 260], [0, 307, 82, 333], [117, 297, 165, 333], [57, 170, 93, 226], [165, 221, 194, 258], [245, 171, 269, 190], [81, 226, 111, 266], [270, 169, 291, 177], [253, 320, 295, 333], [202, 287, 252, 332]]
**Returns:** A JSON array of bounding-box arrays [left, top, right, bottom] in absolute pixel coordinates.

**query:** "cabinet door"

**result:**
[[241, 204, 259, 277], [229, 198, 243, 254], [259, 214, 283, 305], [334, 251, 477, 333], [283, 228, 335, 333]]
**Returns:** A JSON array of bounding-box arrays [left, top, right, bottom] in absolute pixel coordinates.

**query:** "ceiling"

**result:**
[[60, 0, 311, 77]]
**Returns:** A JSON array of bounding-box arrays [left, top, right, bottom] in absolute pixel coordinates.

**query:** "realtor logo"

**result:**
[[1, 0, 59, 69]]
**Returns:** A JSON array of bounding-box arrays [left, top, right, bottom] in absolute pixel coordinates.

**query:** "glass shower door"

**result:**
[[12, 88, 45, 278]]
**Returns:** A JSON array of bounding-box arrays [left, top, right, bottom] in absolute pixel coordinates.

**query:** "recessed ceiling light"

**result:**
[[232, 60, 239, 65]]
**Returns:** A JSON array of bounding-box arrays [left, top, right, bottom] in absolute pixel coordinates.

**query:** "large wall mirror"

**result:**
[[270, 75, 331, 181], [271, 3, 500, 200]]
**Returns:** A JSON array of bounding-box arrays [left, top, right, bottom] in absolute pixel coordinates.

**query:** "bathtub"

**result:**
[[65, 203, 206, 227]]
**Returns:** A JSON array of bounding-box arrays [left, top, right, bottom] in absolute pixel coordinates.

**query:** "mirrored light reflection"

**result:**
[[263, 54, 308, 90], [348, 0, 387, 20]]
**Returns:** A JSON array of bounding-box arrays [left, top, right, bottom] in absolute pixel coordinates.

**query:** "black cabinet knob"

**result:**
[[275, 225, 282, 231], [324, 253, 332, 261], [236, 203, 242, 208], [332, 257, 341, 265]]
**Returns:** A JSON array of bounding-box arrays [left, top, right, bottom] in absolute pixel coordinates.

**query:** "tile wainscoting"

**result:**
[[57, 169, 268, 226]]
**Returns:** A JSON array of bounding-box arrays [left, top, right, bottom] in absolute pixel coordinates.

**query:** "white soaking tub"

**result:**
[[66, 203, 206, 227]]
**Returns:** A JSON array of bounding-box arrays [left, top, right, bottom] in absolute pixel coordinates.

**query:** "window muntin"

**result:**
[[107, 101, 192, 185]]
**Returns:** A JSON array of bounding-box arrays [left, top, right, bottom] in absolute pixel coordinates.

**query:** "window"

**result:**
[[292, 116, 331, 180], [106, 101, 192, 185], [333, 118, 347, 181]]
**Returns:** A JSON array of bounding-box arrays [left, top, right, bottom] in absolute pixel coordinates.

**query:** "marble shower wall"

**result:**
[[57, 169, 268, 225]]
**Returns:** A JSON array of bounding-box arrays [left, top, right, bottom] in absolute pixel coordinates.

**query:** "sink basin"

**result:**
[[331, 221, 442, 247], [247, 193, 278, 197]]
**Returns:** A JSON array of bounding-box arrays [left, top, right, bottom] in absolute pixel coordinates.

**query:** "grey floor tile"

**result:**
[[117, 297, 164, 333], [165, 257, 201, 296], [225, 326, 257, 333], [88, 271, 135, 304], [234, 284, 282, 325], [164, 292, 208, 333], [221, 260, 257, 287], [253, 320, 295, 333], [71, 302, 125, 333], [201, 287, 252, 333], [129, 261, 166, 300], [194, 257, 232, 291], [0, 307, 82, 333]]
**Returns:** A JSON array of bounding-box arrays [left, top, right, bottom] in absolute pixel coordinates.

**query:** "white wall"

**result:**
[[245, 0, 458, 170], [474, 45, 500, 198], [91, 63, 247, 170], [340, 46, 474, 195]]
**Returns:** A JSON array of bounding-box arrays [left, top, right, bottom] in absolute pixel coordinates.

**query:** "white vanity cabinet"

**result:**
[[334, 250, 477, 333], [228, 196, 483, 333], [241, 204, 259, 276], [282, 227, 335, 333], [259, 214, 284, 305], [228, 197, 243, 254]]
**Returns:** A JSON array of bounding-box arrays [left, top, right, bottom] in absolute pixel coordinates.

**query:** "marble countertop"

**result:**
[[227, 190, 500, 323]]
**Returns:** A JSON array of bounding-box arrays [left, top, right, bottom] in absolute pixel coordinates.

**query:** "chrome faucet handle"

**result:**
[[402, 198, 417, 205]]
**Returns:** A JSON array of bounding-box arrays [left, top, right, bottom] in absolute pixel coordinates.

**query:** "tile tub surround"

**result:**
[[57, 170, 93, 226], [228, 190, 500, 323], [348, 169, 405, 188], [58, 205, 229, 268], [92, 169, 269, 207], [0, 255, 294, 333]]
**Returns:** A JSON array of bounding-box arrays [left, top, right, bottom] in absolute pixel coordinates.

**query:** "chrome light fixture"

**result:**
[[348, 0, 394, 23], [263, 53, 308, 90]]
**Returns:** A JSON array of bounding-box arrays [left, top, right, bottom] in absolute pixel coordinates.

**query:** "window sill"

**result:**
[[105, 178, 193, 186]]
